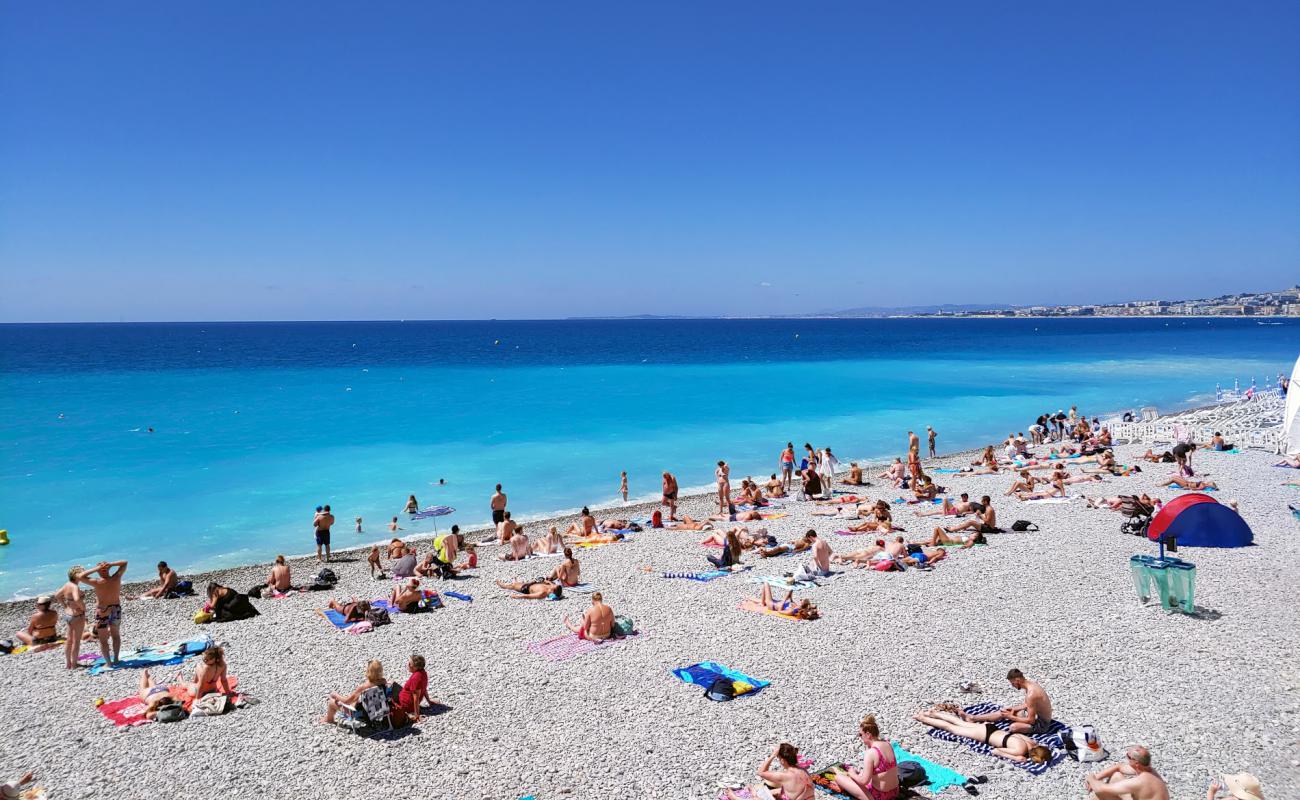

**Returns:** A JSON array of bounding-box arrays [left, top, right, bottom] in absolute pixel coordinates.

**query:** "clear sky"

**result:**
[[2, 2, 1297, 322]]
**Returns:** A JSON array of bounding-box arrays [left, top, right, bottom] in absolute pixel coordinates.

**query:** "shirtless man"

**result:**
[[566, 508, 597, 538], [497, 511, 517, 544], [138, 561, 179, 599], [77, 560, 127, 664], [880, 458, 907, 488], [902, 544, 948, 568], [798, 531, 833, 578], [942, 497, 998, 534], [1083, 746, 1169, 800], [389, 578, 423, 613], [495, 578, 562, 600], [916, 493, 979, 517], [908, 430, 920, 459], [267, 555, 292, 592], [14, 596, 58, 648], [965, 668, 1053, 734], [387, 538, 408, 559], [498, 528, 531, 561], [387, 516, 402, 532], [549, 548, 581, 586], [842, 462, 865, 486], [54, 567, 88, 669], [314, 505, 335, 562], [759, 529, 815, 558], [491, 484, 508, 526], [929, 526, 986, 548], [662, 471, 679, 521], [564, 591, 614, 641], [765, 474, 787, 498]]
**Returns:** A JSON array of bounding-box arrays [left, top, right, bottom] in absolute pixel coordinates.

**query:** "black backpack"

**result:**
[[1011, 520, 1039, 532], [703, 676, 735, 702], [364, 607, 391, 626], [897, 760, 927, 788], [155, 701, 188, 723]]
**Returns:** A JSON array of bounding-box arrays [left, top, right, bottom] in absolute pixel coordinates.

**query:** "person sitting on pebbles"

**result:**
[[548, 548, 581, 587], [1084, 745, 1169, 800], [266, 555, 293, 593], [723, 743, 813, 800], [389, 578, 423, 613], [138, 561, 180, 599], [498, 527, 532, 561], [913, 706, 1052, 764], [321, 659, 388, 726], [14, 596, 58, 648], [563, 591, 614, 641]]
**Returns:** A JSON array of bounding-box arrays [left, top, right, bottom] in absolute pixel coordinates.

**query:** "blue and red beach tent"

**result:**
[[1147, 493, 1253, 548]]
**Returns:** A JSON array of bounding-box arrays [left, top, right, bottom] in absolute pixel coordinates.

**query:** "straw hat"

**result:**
[[1221, 772, 1263, 800]]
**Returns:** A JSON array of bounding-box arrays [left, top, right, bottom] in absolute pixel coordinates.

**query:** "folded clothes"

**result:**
[[672, 661, 770, 697], [89, 635, 213, 676], [926, 702, 1068, 775]]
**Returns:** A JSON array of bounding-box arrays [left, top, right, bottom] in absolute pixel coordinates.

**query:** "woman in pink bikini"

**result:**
[[833, 714, 899, 800], [724, 743, 813, 800]]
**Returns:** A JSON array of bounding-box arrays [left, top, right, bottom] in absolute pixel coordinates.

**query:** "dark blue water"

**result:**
[[1, 318, 1295, 596]]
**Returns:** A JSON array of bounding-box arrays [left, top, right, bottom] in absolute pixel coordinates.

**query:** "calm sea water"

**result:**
[[1, 318, 1295, 597]]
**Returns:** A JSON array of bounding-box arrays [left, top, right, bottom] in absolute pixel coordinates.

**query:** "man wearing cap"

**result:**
[[1084, 745, 1168, 799], [1209, 772, 1264, 800], [14, 596, 58, 647]]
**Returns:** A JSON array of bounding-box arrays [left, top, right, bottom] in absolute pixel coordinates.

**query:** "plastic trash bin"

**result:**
[[1129, 555, 1154, 603], [1164, 559, 1196, 613], [1146, 560, 1173, 610]]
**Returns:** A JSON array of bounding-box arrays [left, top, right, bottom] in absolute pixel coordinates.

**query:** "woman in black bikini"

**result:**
[[913, 708, 1053, 764]]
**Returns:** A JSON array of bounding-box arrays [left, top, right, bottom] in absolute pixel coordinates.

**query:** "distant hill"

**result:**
[[813, 302, 1017, 318]]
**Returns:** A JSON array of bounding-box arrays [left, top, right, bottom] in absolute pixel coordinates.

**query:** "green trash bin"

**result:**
[[1129, 555, 1154, 603], [1164, 559, 1196, 614], [1147, 560, 1173, 610]]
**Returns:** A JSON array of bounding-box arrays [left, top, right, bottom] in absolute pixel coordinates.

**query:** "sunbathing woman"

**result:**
[[832, 541, 889, 567], [724, 743, 814, 800], [942, 497, 999, 534], [912, 475, 941, 500], [706, 530, 744, 569], [495, 578, 563, 600], [548, 548, 581, 587], [1004, 470, 1038, 496], [326, 598, 371, 622], [750, 583, 820, 620], [189, 645, 232, 698], [389, 578, 423, 612], [916, 494, 979, 517], [701, 526, 753, 548], [1017, 476, 1066, 501], [929, 527, 986, 548], [137, 669, 178, 720], [1086, 493, 1158, 511], [1274, 454, 1300, 468], [880, 459, 906, 488], [1159, 475, 1220, 490], [833, 715, 899, 800], [669, 515, 714, 531], [387, 538, 407, 559], [533, 526, 565, 555], [766, 474, 788, 498], [709, 503, 764, 522], [597, 517, 631, 532], [913, 707, 1052, 764], [760, 530, 815, 558]]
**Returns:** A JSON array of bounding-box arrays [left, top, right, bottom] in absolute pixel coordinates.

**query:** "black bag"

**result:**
[[247, 584, 265, 599], [703, 676, 735, 702], [317, 568, 338, 584], [0, 639, 13, 654], [1010, 520, 1039, 532], [155, 701, 188, 723], [172, 580, 194, 595], [897, 760, 927, 788], [365, 607, 391, 626]]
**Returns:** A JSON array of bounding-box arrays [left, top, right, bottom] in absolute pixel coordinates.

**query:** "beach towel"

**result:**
[[933, 468, 965, 474], [88, 635, 212, 676], [563, 583, 597, 594], [748, 574, 818, 590], [524, 631, 641, 662], [1022, 497, 1070, 505], [319, 609, 361, 631], [1177, 486, 1217, 491], [661, 567, 751, 582], [443, 591, 473, 602], [737, 598, 801, 621], [890, 742, 970, 794], [98, 677, 240, 727], [672, 661, 769, 697], [926, 702, 1068, 775], [6, 638, 66, 655], [759, 513, 788, 520]]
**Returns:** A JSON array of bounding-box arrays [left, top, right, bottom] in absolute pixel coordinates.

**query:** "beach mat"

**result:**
[[737, 598, 802, 621], [524, 631, 641, 662], [1022, 497, 1070, 504], [661, 567, 752, 582], [672, 661, 769, 697], [88, 635, 212, 676], [890, 741, 970, 793], [926, 702, 1068, 774], [563, 583, 597, 594]]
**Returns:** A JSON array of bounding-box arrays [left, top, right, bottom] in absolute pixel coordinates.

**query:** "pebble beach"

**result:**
[[1, 421, 1297, 800]]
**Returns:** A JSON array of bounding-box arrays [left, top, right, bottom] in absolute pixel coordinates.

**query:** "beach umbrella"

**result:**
[[1283, 354, 1300, 455], [1146, 493, 1253, 552], [411, 505, 455, 533]]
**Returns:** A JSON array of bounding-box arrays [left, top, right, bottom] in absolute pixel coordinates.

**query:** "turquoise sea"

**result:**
[[1, 318, 1295, 597]]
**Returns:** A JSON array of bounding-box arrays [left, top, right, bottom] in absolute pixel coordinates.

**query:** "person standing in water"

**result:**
[[927, 426, 937, 458], [619, 471, 629, 503], [491, 484, 508, 525], [314, 505, 335, 563]]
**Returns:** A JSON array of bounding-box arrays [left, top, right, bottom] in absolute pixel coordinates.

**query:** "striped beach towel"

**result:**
[[925, 702, 1067, 775], [661, 567, 751, 582], [524, 631, 641, 662]]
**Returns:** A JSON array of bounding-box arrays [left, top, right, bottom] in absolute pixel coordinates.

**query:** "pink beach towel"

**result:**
[[524, 632, 641, 662]]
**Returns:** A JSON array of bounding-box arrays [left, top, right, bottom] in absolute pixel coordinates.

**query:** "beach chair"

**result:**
[[338, 685, 393, 735], [1139, 406, 1159, 422], [1117, 496, 1154, 538]]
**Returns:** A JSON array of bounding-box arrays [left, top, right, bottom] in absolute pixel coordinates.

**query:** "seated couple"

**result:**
[[935, 497, 999, 534], [321, 656, 436, 728], [495, 549, 580, 599], [917, 493, 983, 516], [136, 646, 233, 718]]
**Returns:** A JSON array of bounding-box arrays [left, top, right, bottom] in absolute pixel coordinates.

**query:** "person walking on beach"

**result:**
[[491, 484, 508, 525], [818, 446, 839, 488], [716, 460, 731, 514], [314, 505, 334, 563], [1084, 745, 1169, 800], [54, 567, 87, 669], [619, 471, 629, 503], [662, 471, 679, 521], [76, 560, 127, 665], [927, 426, 937, 458], [780, 442, 796, 490]]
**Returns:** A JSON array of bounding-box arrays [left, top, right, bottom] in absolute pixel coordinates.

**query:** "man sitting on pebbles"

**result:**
[[964, 669, 1053, 734], [563, 591, 614, 641], [14, 596, 58, 648], [389, 578, 423, 613], [1084, 745, 1169, 800]]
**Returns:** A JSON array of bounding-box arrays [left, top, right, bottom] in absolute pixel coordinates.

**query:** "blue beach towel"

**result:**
[[933, 468, 964, 474], [890, 742, 969, 793], [926, 702, 1068, 775], [89, 635, 212, 676], [321, 609, 354, 630], [443, 591, 473, 602], [662, 567, 751, 582], [672, 661, 770, 697]]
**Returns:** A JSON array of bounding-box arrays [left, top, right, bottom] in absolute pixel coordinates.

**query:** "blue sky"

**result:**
[[2, 2, 1297, 321]]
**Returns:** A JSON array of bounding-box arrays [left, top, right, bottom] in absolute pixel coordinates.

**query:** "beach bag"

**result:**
[[246, 584, 265, 599], [309, 568, 337, 591], [192, 610, 213, 624], [364, 607, 391, 626], [1011, 520, 1038, 532], [190, 693, 230, 716], [0, 639, 13, 654], [704, 676, 736, 702], [613, 615, 634, 637], [355, 685, 391, 731], [155, 701, 188, 723], [1060, 725, 1108, 762], [897, 761, 927, 788], [651, 510, 663, 528]]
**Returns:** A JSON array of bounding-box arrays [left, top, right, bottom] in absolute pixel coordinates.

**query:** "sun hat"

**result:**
[[36, 595, 51, 605], [1221, 772, 1263, 800]]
